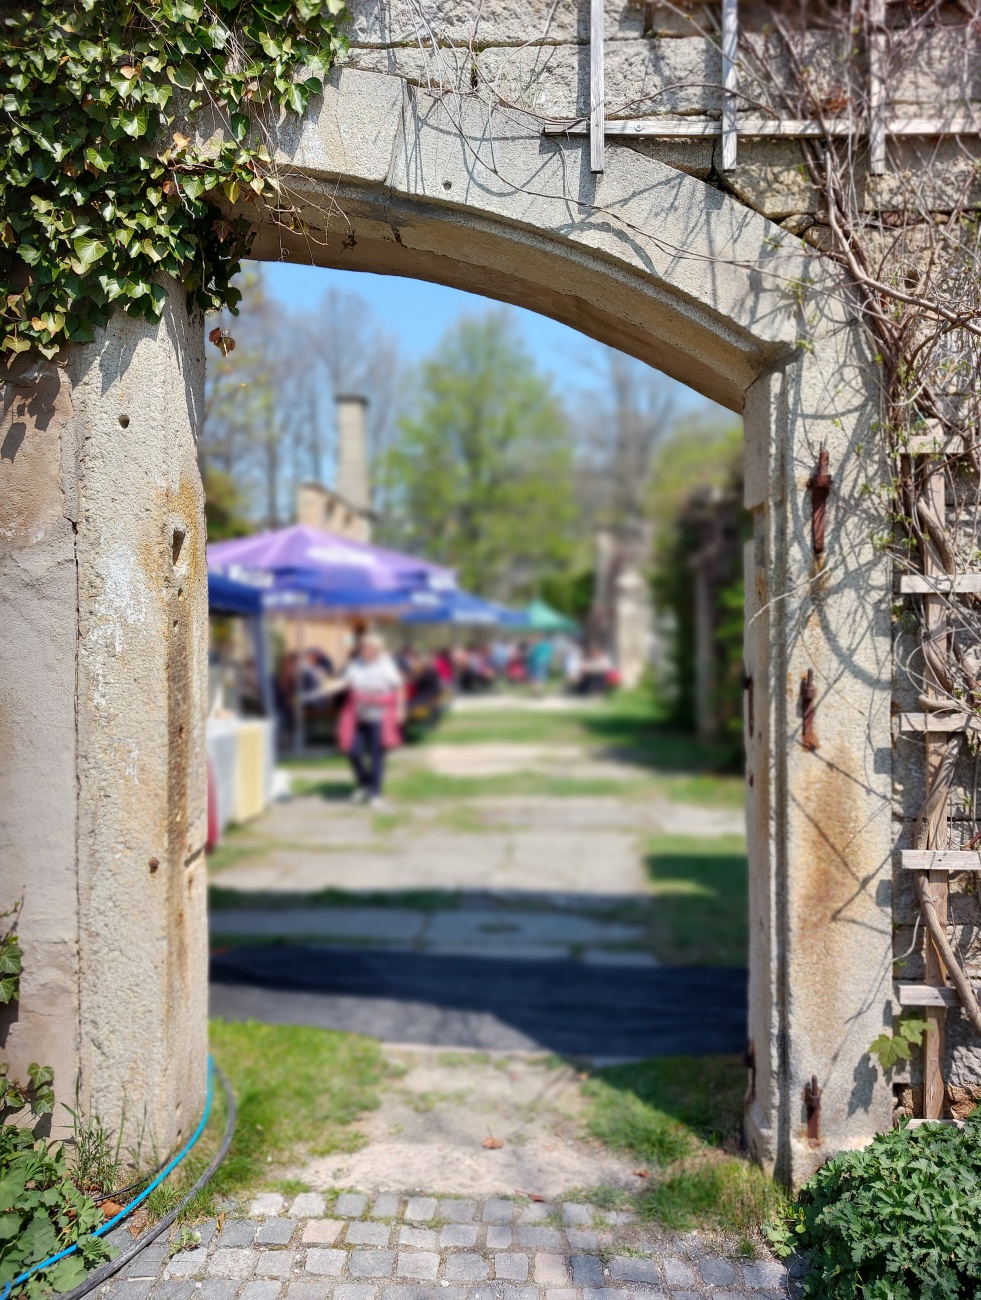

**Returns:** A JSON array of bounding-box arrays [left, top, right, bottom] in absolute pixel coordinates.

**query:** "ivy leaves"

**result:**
[[0, 908, 22, 1007], [1, 0, 348, 357], [0, 1119, 111, 1299]]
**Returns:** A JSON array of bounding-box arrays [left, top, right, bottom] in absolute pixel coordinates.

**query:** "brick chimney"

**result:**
[[335, 394, 370, 515]]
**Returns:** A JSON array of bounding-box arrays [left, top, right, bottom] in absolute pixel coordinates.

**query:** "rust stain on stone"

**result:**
[[165, 471, 204, 1012], [792, 738, 870, 1140]]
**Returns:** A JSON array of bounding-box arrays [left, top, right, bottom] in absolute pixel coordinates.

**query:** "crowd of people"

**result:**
[[271, 628, 621, 805]]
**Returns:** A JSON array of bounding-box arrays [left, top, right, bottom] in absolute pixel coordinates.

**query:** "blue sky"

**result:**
[[262, 261, 728, 420]]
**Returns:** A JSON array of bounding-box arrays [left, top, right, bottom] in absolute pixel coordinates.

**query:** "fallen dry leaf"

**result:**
[[482, 1135, 504, 1150], [101, 1200, 124, 1219], [516, 1190, 545, 1202], [633, 1169, 650, 1179]]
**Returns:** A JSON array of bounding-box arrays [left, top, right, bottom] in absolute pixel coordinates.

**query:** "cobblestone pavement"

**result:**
[[100, 1194, 788, 1300]]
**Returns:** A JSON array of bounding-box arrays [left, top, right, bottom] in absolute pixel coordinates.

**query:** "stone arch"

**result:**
[[0, 63, 893, 1187]]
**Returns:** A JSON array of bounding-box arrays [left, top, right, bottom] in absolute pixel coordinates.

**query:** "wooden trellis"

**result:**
[[543, 0, 978, 175]]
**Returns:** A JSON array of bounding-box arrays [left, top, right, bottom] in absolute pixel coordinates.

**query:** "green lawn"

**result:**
[[279, 690, 745, 808], [583, 1055, 786, 1247], [288, 764, 743, 809], [643, 835, 748, 966], [146, 1020, 386, 1220]]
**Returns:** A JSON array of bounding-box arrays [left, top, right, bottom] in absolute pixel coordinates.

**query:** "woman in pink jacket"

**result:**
[[335, 633, 406, 807]]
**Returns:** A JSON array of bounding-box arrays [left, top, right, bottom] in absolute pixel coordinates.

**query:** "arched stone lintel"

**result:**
[[260, 68, 824, 409]]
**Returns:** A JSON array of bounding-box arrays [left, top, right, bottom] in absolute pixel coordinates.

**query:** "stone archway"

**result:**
[[1, 59, 893, 1187]]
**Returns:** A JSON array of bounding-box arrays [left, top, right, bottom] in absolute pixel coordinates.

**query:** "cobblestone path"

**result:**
[[101, 1193, 788, 1300]]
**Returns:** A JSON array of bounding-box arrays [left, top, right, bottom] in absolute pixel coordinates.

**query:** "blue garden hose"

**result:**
[[1, 1056, 235, 1300]]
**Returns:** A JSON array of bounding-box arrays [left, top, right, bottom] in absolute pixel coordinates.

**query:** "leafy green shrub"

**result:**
[[770, 1110, 981, 1298], [0, 1119, 112, 1298]]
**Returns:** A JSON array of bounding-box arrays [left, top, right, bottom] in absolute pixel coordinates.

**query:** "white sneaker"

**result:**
[[349, 787, 368, 804], [368, 795, 390, 811]]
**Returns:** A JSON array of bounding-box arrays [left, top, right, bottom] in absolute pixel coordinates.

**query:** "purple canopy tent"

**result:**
[[207, 525, 455, 604], [207, 525, 456, 752]]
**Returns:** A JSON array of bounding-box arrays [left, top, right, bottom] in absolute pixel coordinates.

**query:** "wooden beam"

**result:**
[[907, 1117, 964, 1129], [897, 574, 981, 595], [721, 0, 738, 171], [868, 0, 886, 175], [921, 465, 950, 1121], [589, 0, 604, 174], [542, 115, 981, 140], [906, 433, 966, 457], [899, 850, 981, 871], [897, 984, 969, 1009], [897, 712, 980, 733]]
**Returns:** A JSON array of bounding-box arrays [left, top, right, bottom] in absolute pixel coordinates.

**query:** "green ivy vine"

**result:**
[[1, 0, 348, 359]]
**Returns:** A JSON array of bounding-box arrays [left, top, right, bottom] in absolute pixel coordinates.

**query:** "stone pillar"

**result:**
[[0, 284, 209, 1153], [744, 341, 895, 1185]]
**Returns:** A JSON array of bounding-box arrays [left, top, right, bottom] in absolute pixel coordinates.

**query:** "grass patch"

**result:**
[[386, 768, 641, 802], [206, 831, 264, 876], [289, 776, 354, 800], [145, 1020, 387, 1220], [644, 835, 748, 966], [584, 1056, 786, 1245], [280, 693, 744, 808], [433, 690, 739, 766]]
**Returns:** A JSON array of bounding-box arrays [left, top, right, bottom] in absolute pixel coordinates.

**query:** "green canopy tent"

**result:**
[[523, 598, 578, 634]]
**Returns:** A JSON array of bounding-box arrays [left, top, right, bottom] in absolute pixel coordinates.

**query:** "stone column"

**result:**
[[744, 338, 895, 1185], [0, 284, 209, 1154]]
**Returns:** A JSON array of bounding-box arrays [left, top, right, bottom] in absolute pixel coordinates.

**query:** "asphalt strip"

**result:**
[[209, 945, 747, 1058]]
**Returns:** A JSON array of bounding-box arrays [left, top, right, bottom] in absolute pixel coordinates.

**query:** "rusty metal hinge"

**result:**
[[800, 668, 819, 750], [803, 1074, 822, 1145], [807, 449, 833, 555]]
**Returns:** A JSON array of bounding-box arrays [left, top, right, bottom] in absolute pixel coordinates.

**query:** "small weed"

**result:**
[[640, 1155, 784, 1235], [170, 1226, 202, 1255], [65, 1088, 124, 1196], [273, 1178, 311, 1196]]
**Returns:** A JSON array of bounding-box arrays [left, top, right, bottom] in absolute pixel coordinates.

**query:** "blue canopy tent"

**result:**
[[402, 589, 528, 627], [208, 572, 264, 616], [207, 571, 277, 719]]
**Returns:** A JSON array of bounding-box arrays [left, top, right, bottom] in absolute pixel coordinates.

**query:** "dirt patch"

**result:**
[[293, 1047, 638, 1198]]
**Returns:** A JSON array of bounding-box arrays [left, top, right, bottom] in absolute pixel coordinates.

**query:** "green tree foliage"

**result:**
[[1, 0, 347, 358], [381, 311, 576, 600], [649, 422, 747, 754]]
